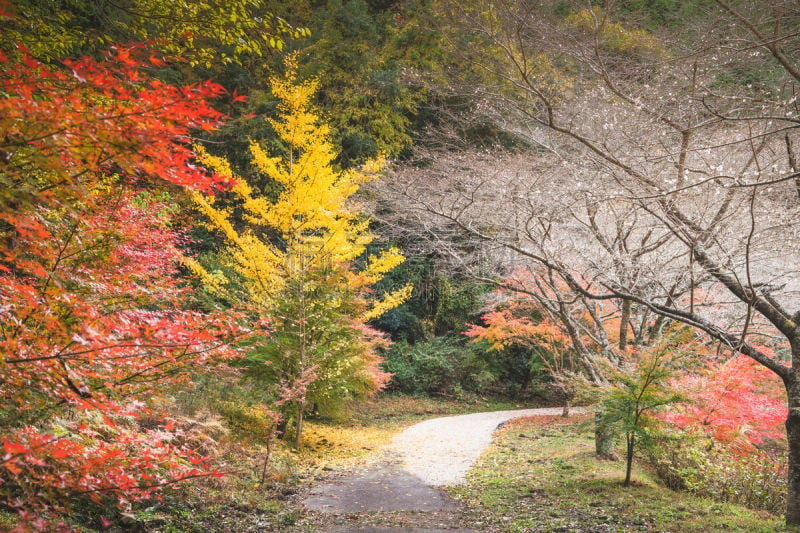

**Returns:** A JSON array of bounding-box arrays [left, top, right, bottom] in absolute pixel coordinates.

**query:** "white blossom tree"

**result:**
[[377, 0, 800, 522]]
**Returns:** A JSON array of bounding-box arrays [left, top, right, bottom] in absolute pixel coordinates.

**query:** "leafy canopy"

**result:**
[[188, 57, 411, 317], [0, 41, 237, 526], [187, 58, 411, 444]]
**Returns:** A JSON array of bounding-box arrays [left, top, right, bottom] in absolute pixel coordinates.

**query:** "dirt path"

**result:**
[[301, 407, 581, 532]]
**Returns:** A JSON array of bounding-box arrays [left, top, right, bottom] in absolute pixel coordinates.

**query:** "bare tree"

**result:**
[[377, 0, 800, 523]]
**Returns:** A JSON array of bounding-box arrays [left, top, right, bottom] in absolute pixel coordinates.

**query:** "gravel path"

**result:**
[[391, 407, 581, 486], [305, 407, 582, 515], [304, 407, 584, 531]]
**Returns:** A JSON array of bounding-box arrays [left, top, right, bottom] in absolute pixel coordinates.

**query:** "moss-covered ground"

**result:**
[[448, 414, 783, 532]]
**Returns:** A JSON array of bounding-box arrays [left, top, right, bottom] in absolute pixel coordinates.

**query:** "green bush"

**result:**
[[383, 336, 494, 395], [648, 429, 787, 514], [369, 255, 487, 344], [384, 334, 563, 399]]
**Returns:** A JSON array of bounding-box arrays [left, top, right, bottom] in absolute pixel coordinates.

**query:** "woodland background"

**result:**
[[0, 0, 798, 530]]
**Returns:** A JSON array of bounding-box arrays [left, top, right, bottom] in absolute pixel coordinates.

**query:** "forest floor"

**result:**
[[291, 408, 781, 533], [301, 408, 573, 532], [122, 395, 783, 532]]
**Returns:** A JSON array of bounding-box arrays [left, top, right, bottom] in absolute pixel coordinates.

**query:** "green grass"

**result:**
[[50, 395, 786, 532], [449, 414, 784, 532]]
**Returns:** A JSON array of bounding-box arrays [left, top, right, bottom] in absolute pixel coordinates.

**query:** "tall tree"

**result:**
[[0, 44, 237, 526], [379, 0, 800, 522], [0, 0, 306, 65], [187, 59, 411, 447]]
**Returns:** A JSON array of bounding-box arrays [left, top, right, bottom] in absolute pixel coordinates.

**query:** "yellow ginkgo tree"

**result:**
[[185, 59, 411, 447]]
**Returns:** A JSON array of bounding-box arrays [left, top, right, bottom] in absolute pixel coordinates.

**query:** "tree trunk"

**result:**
[[519, 367, 531, 396], [595, 408, 616, 460], [785, 133, 799, 201], [648, 315, 666, 345], [624, 433, 634, 486], [619, 299, 631, 351], [293, 401, 305, 449], [786, 373, 800, 525], [261, 421, 275, 484]]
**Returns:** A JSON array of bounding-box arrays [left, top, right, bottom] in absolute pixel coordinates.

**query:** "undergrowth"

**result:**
[[97, 391, 521, 531], [449, 414, 783, 532]]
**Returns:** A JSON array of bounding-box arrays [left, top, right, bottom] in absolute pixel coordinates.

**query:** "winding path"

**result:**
[[391, 408, 575, 486], [303, 407, 581, 532]]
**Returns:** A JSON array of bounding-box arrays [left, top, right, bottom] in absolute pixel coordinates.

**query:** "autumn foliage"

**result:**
[[0, 44, 239, 526], [469, 268, 788, 468], [0, 46, 233, 197], [465, 309, 570, 354], [187, 59, 409, 446], [660, 353, 788, 452]]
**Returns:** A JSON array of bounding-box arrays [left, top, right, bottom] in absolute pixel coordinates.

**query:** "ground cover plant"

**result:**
[[450, 414, 783, 532]]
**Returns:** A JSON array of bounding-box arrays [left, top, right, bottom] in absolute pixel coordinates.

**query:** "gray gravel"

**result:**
[[304, 406, 583, 523], [391, 407, 581, 486]]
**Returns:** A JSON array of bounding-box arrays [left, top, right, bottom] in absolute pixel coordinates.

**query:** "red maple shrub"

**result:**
[[647, 350, 788, 512], [0, 44, 240, 528], [658, 352, 787, 452]]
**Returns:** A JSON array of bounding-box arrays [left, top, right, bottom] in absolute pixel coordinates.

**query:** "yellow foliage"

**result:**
[[361, 283, 414, 322], [181, 256, 228, 295], [187, 61, 411, 448], [360, 247, 406, 284], [195, 146, 235, 183], [567, 7, 666, 57], [295, 421, 402, 469], [188, 54, 411, 317]]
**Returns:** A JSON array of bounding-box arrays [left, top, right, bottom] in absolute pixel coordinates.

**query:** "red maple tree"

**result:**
[[0, 44, 241, 528], [659, 351, 788, 453]]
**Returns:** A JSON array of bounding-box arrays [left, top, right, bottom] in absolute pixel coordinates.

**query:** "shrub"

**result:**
[[648, 428, 787, 514], [383, 336, 494, 395], [645, 350, 788, 514]]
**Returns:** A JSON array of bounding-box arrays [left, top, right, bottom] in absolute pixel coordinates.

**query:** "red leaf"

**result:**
[[3, 441, 26, 455], [4, 462, 22, 475]]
